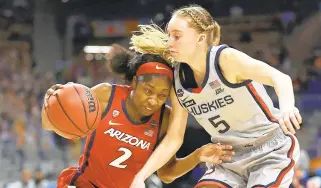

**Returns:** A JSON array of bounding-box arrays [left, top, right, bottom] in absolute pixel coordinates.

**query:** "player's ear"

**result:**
[[197, 33, 207, 44], [131, 76, 137, 89]]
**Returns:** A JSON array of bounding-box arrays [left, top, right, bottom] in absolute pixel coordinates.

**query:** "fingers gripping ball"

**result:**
[[45, 83, 101, 139]]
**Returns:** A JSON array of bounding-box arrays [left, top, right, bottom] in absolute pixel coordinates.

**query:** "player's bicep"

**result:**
[[90, 83, 112, 114], [220, 48, 287, 87], [90, 83, 112, 98]]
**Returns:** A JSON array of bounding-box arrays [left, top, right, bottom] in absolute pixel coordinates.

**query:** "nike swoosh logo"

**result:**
[[109, 120, 123, 126], [156, 65, 167, 70]]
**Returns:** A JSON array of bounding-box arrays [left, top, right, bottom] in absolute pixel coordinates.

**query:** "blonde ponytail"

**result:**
[[130, 24, 173, 64], [212, 21, 221, 46]]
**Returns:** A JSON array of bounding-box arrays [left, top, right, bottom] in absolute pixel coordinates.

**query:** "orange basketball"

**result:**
[[45, 83, 101, 139]]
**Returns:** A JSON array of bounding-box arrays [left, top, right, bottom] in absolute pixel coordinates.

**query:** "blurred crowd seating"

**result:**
[[0, 0, 60, 187]]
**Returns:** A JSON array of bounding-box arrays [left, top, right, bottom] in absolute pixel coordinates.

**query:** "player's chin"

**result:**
[[173, 56, 183, 62], [141, 107, 155, 116], [173, 54, 188, 63]]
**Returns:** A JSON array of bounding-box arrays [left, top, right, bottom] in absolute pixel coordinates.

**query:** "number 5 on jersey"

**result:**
[[109, 147, 132, 169], [208, 115, 230, 133]]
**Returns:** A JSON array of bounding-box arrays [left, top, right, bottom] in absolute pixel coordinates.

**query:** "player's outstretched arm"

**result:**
[[41, 82, 112, 131], [157, 143, 234, 184], [130, 88, 189, 188], [41, 84, 64, 131], [219, 48, 302, 134]]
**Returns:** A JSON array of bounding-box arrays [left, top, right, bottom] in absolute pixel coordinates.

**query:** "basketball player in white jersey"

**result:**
[[129, 4, 302, 188]]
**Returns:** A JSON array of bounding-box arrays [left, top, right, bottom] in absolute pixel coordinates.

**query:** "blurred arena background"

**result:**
[[0, 0, 321, 187]]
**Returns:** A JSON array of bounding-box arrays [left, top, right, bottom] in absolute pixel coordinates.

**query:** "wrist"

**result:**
[[194, 148, 202, 163], [135, 170, 149, 180]]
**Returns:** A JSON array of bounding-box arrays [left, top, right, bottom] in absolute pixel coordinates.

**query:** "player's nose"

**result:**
[[147, 97, 158, 108], [167, 37, 174, 48]]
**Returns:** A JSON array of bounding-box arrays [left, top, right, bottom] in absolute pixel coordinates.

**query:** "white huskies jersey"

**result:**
[[173, 45, 281, 146]]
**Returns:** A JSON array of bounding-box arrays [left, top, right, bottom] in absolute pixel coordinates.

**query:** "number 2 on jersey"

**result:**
[[109, 147, 132, 169], [208, 115, 230, 133]]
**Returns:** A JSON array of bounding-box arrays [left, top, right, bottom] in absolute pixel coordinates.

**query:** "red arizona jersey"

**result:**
[[68, 85, 164, 188]]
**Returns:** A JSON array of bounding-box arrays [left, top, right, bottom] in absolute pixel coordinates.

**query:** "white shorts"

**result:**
[[195, 129, 300, 188]]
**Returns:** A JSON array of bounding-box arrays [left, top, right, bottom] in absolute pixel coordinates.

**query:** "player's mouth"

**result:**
[[169, 49, 178, 54], [141, 106, 154, 115], [145, 106, 153, 111]]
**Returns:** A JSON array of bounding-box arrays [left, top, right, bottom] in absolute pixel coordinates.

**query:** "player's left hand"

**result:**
[[278, 107, 302, 135], [197, 143, 235, 165], [129, 175, 146, 188]]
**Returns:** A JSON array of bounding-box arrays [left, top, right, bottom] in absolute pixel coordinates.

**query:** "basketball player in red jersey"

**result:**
[[41, 44, 234, 188]]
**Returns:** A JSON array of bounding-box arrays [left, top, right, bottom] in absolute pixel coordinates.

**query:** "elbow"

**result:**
[[157, 169, 175, 184], [42, 123, 51, 131], [282, 74, 292, 82], [272, 72, 292, 86], [41, 120, 52, 131], [41, 108, 52, 131]]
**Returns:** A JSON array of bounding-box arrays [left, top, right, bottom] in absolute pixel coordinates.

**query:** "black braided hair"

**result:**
[[109, 44, 172, 82]]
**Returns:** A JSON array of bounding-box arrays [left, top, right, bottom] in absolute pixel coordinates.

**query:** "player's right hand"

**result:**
[[129, 175, 146, 188], [44, 84, 64, 107], [197, 143, 235, 164]]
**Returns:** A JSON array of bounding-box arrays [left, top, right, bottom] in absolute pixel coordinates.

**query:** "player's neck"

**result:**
[[187, 49, 207, 86], [125, 97, 145, 123]]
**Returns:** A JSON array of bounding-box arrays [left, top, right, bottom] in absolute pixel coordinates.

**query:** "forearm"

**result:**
[[137, 135, 183, 180], [273, 74, 295, 110], [157, 149, 200, 183], [41, 105, 53, 131]]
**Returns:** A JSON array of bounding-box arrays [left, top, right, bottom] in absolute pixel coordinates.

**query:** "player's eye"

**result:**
[[144, 89, 152, 95], [170, 35, 180, 40], [158, 94, 167, 99]]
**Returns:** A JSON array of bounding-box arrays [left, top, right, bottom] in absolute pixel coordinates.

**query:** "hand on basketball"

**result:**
[[279, 107, 302, 135], [197, 143, 235, 164], [44, 84, 64, 107]]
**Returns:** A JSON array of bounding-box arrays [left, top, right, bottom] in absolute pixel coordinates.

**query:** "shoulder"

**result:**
[[219, 47, 238, 60], [208, 44, 229, 55], [91, 83, 113, 103], [217, 47, 245, 72], [218, 46, 252, 64], [207, 44, 230, 66]]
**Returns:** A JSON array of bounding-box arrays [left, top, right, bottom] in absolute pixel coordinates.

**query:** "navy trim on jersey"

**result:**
[[121, 100, 152, 125], [196, 179, 233, 188], [153, 104, 166, 151], [172, 77, 185, 108], [70, 130, 97, 185], [201, 45, 212, 88], [101, 84, 116, 118], [214, 45, 251, 88]]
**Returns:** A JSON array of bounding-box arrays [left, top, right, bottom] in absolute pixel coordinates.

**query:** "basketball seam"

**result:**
[[55, 94, 87, 134], [45, 107, 82, 138], [72, 85, 90, 130], [89, 92, 100, 130]]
